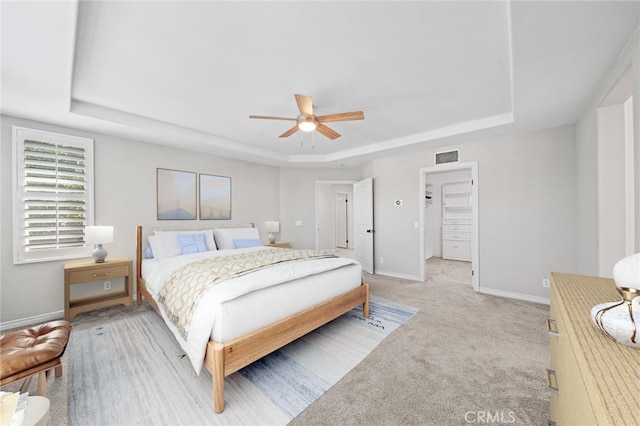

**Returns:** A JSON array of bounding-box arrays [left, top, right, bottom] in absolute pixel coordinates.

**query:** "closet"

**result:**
[[423, 169, 473, 262]]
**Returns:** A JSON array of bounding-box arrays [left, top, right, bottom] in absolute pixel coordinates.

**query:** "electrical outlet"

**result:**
[[542, 279, 550, 288], [104, 281, 112, 291], [379, 257, 384, 264]]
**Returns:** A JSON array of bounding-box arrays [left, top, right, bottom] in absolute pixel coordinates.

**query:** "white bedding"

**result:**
[[142, 246, 362, 374]]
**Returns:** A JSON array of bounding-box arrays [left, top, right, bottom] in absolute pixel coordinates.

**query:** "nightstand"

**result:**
[[264, 241, 291, 248], [64, 257, 133, 320]]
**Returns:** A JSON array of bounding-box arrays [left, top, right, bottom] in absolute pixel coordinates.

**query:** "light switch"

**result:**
[[295, 220, 303, 227]]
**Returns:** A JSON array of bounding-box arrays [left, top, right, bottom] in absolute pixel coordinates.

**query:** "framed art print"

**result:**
[[199, 174, 231, 220], [156, 168, 197, 220]]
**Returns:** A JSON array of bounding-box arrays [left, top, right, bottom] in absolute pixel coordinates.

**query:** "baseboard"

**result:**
[[374, 269, 422, 281], [0, 310, 65, 332], [0, 295, 140, 332], [477, 287, 550, 305]]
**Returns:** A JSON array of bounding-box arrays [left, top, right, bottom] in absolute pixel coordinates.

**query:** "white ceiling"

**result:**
[[2, 1, 639, 168]]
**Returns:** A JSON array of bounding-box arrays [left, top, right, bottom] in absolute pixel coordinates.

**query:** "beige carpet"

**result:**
[[291, 257, 550, 425], [7, 257, 550, 425]]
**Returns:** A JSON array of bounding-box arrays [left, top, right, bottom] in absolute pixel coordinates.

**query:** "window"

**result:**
[[13, 126, 94, 264]]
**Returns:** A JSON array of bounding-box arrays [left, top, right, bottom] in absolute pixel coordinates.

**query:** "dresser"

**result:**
[[442, 219, 471, 261], [547, 273, 640, 425], [441, 180, 472, 261]]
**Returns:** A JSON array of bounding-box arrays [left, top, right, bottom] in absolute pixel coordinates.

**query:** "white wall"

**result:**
[[576, 29, 640, 275], [364, 125, 577, 301], [1, 115, 281, 324], [279, 168, 362, 250], [597, 103, 628, 277]]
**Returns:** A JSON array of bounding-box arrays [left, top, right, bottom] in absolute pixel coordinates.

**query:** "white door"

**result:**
[[354, 178, 374, 273], [335, 192, 348, 248]]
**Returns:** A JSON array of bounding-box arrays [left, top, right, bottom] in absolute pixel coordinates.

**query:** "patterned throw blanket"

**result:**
[[158, 249, 336, 340]]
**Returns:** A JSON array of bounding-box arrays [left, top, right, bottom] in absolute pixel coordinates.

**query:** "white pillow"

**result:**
[[153, 230, 217, 260], [214, 227, 261, 250], [148, 235, 159, 259]]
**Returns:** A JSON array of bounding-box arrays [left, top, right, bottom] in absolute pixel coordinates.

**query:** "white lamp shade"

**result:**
[[85, 226, 114, 244], [613, 253, 640, 290], [264, 221, 280, 233]]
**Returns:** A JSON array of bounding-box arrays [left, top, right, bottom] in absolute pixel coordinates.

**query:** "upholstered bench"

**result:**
[[0, 320, 72, 396]]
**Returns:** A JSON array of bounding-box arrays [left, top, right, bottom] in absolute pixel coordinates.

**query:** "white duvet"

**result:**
[[142, 246, 361, 373]]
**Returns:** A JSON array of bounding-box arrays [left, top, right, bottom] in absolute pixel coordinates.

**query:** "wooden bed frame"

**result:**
[[135, 225, 370, 413]]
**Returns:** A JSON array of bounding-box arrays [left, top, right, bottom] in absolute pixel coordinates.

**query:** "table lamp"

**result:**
[[265, 221, 280, 244], [591, 252, 640, 349], [85, 225, 114, 263]]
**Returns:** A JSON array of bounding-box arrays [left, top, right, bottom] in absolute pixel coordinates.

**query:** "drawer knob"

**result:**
[[93, 272, 110, 278], [546, 369, 559, 393], [546, 319, 559, 336]]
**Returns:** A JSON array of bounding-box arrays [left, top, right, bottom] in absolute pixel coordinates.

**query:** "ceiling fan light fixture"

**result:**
[[297, 115, 317, 132]]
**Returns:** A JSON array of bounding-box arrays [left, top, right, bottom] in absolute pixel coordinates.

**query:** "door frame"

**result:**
[[315, 180, 356, 251], [419, 161, 479, 290]]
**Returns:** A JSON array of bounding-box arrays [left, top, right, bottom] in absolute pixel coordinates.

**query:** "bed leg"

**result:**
[[213, 342, 225, 413], [363, 283, 370, 318]]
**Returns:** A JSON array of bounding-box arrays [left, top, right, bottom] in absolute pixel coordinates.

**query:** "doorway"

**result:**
[[315, 181, 355, 252], [419, 161, 479, 290]]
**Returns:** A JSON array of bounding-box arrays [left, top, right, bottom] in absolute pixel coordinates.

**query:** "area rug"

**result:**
[[67, 295, 419, 425]]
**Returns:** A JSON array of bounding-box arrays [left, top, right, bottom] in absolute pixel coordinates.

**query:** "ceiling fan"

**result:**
[[249, 94, 364, 140]]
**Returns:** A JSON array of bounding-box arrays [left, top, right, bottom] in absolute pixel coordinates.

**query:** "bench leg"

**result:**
[[20, 376, 33, 393], [54, 364, 63, 378], [36, 371, 48, 396]]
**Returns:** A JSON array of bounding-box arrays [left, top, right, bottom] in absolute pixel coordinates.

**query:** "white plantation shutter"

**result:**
[[13, 127, 94, 263]]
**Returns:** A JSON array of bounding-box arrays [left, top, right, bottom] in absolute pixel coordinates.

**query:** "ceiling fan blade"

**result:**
[[249, 115, 297, 121], [294, 94, 313, 116], [316, 111, 365, 123], [315, 123, 341, 140], [279, 125, 300, 138]]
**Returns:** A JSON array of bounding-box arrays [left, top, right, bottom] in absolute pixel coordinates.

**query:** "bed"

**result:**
[[135, 224, 369, 413]]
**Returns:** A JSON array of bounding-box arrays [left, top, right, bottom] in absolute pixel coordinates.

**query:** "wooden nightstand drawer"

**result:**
[[68, 264, 130, 284]]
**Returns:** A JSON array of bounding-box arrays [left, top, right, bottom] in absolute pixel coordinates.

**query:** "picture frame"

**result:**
[[156, 168, 197, 220], [199, 174, 231, 220]]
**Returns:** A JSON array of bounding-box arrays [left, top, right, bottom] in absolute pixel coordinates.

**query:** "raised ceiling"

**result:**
[[2, 1, 639, 167]]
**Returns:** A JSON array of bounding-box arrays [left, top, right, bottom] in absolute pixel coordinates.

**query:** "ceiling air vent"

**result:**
[[435, 149, 459, 165]]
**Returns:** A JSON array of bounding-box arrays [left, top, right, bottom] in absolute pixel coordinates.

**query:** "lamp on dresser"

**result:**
[[85, 225, 114, 263], [265, 221, 280, 244]]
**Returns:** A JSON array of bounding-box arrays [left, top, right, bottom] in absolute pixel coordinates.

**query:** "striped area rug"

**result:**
[[67, 296, 419, 425]]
